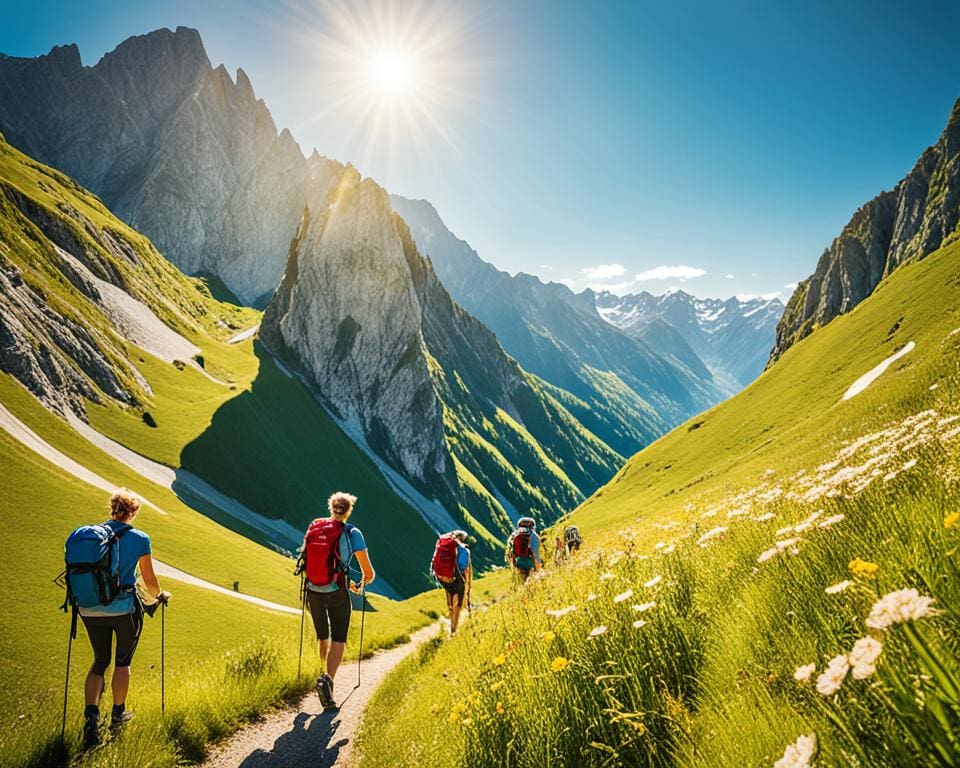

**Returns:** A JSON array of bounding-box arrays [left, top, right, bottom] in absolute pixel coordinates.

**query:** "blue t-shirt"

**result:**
[[307, 524, 367, 593], [457, 543, 471, 573], [80, 520, 151, 616]]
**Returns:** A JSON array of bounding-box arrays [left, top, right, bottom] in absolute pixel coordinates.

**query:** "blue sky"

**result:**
[[2, 0, 960, 299]]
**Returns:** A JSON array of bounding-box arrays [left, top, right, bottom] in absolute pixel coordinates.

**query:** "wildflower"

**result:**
[[945, 512, 960, 529], [587, 593, 597, 602], [775, 537, 799, 551], [462, 718, 473, 726], [613, 589, 634, 603], [644, 575, 662, 588], [550, 656, 571, 673], [793, 663, 816, 683], [448, 701, 468, 723], [662, 544, 676, 554], [632, 619, 647, 629], [599, 572, 616, 581], [757, 547, 778, 564], [697, 526, 728, 546], [825, 580, 853, 595], [865, 588, 936, 629], [492, 654, 507, 667], [754, 512, 776, 522], [774, 733, 817, 768], [448, 711, 460, 723], [849, 637, 882, 679], [775, 525, 794, 537], [490, 681, 505, 692], [496, 701, 505, 715], [632, 601, 656, 613], [848, 557, 879, 577], [654, 541, 666, 550], [545, 605, 577, 618], [541, 630, 556, 642], [816, 654, 849, 696], [817, 514, 845, 529], [588, 625, 608, 638]]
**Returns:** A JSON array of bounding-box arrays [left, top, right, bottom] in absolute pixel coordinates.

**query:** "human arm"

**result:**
[[351, 548, 376, 592], [138, 554, 171, 603]]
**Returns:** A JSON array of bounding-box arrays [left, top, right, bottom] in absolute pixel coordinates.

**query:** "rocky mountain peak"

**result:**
[[44, 43, 82, 70]]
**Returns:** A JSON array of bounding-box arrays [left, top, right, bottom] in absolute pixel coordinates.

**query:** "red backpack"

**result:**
[[513, 530, 533, 559], [304, 518, 348, 588], [431, 536, 460, 583]]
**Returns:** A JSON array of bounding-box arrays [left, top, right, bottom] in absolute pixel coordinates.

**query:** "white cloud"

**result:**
[[557, 278, 577, 288], [635, 265, 706, 282], [580, 263, 627, 280], [588, 280, 635, 295], [724, 273, 735, 279], [736, 292, 781, 302], [784, 282, 798, 290], [540, 264, 554, 272]]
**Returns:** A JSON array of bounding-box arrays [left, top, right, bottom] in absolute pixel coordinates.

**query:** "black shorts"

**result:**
[[442, 576, 466, 604], [81, 606, 144, 675], [307, 587, 352, 643]]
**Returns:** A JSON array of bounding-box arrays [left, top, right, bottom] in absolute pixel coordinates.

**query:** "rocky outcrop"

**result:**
[[0, 27, 344, 304], [771, 98, 960, 362], [390, 195, 724, 457], [264, 171, 621, 541]]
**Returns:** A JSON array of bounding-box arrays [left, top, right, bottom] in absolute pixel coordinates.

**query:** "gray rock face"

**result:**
[[0, 27, 343, 304], [390, 195, 723, 458], [772, 98, 960, 362], [264, 171, 621, 541]]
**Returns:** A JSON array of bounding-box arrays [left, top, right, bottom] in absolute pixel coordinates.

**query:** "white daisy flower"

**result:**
[[632, 619, 647, 629], [817, 514, 845, 529], [849, 637, 882, 680], [774, 733, 817, 768], [586, 593, 598, 602], [816, 654, 849, 696], [775, 537, 799, 551], [793, 663, 816, 683], [588, 625, 608, 638], [599, 572, 616, 581], [865, 588, 936, 630], [775, 525, 794, 537], [757, 547, 778, 564], [825, 580, 853, 595], [612, 589, 634, 603], [644, 575, 662, 588], [545, 605, 577, 618], [632, 601, 656, 613], [754, 512, 776, 522]]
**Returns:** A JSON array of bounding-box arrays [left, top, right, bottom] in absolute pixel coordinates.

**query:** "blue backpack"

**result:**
[[63, 522, 132, 609]]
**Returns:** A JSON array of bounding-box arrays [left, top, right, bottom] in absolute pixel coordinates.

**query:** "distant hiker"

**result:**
[[63, 489, 171, 748], [300, 492, 375, 712], [431, 530, 472, 635], [555, 525, 583, 564], [508, 517, 541, 582], [233, 581, 240, 592]]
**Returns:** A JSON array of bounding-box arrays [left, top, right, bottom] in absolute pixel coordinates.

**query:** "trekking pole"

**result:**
[[161, 601, 166, 715], [297, 576, 306, 678], [61, 608, 77, 739], [356, 582, 367, 689]]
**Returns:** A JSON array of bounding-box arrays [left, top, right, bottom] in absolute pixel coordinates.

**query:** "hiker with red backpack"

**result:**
[[298, 492, 375, 712], [430, 530, 472, 635], [62, 489, 171, 748], [507, 517, 541, 582]]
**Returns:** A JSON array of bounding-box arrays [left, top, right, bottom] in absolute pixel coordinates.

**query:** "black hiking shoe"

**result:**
[[317, 673, 337, 711], [83, 713, 100, 749]]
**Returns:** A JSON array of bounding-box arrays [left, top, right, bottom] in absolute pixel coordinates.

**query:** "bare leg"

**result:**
[[84, 668, 105, 706], [450, 595, 462, 634], [112, 666, 130, 706], [318, 638, 330, 673], [327, 641, 346, 681]]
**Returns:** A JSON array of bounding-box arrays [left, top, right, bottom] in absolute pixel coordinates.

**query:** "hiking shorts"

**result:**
[[307, 587, 352, 643], [81, 607, 144, 675], [516, 567, 532, 581], [442, 575, 466, 605]]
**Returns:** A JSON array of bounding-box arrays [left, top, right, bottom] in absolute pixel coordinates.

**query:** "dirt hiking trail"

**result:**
[[203, 622, 442, 768]]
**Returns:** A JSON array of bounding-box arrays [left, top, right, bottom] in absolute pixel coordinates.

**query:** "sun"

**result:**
[[365, 49, 417, 97]]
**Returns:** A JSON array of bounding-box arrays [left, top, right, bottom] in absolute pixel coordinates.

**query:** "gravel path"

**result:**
[[203, 622, 441, 768]]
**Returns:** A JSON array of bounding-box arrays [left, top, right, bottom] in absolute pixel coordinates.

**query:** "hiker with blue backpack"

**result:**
[[430, 530, 472, 635], [298, 492, 376, 712], [507, 517, 541, 582], [62, 489, 171, 748]]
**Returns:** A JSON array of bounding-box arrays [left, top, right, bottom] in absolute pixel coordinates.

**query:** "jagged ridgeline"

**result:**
[[772, 97, 960, 361], [262, 169, 622, 552]]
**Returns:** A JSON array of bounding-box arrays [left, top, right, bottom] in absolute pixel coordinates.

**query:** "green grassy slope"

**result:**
[[355, 238, 960, 767]]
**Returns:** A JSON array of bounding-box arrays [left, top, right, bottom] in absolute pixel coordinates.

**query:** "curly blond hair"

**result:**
[[110, 489, 142, 521], [328, 491, 357, 519]]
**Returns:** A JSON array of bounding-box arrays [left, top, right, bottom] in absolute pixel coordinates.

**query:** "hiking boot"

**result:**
[[83, 713, 100, 749], [317, 673, 338, 711], [110, 709, 134, 731]]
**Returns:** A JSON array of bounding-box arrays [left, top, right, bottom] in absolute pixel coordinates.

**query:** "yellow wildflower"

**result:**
[[496, 701, 505, 715], [945, 512, 960, 529], [490, 680, 505, 692], [551, 656, 571, 673], [848, 557, 879, 577], [492, 653, 507, 667], [462, 717, 473, 726], [541, 630, 556, 642], [448, 711, 461, 723]]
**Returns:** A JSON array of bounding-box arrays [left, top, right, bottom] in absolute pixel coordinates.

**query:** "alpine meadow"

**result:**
[[1, 3, 959, 768]]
